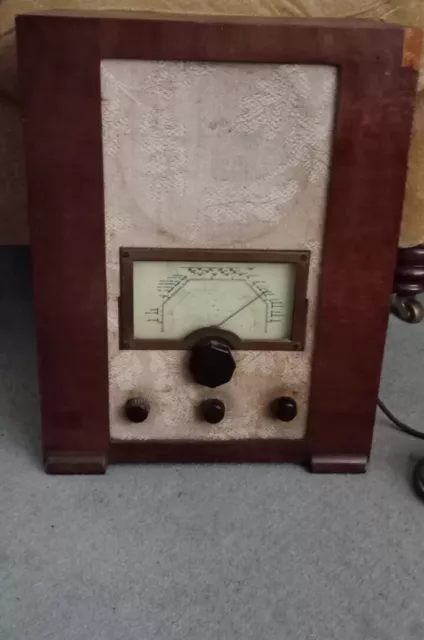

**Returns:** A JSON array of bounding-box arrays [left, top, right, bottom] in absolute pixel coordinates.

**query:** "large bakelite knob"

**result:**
[[189, 338, 236, 388]]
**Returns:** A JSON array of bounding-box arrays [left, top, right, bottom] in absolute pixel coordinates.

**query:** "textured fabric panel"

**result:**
[[102, 60, 336, 441], [1, 1, 423, 246]]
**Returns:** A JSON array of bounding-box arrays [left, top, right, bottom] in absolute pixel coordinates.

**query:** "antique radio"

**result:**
[[16, 12, 421, 474]]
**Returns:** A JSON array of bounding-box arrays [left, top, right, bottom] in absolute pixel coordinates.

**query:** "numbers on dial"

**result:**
[[132, 261, 296, 341]]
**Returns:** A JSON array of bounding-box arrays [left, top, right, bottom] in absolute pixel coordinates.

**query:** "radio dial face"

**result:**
[[133, 260, 296, 342]]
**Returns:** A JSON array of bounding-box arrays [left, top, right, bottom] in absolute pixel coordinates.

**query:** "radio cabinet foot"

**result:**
[[310, 455, 368, 474], [44, 453, 108, 475]]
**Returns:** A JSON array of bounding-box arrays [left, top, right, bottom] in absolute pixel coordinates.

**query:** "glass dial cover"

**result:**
[[132, 260, 296, 341]]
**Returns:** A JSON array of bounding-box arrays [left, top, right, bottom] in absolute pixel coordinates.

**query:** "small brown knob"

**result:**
[[271, 396, 297, 422], [199, 398, 225, 424], [124, 397, 150, 423]]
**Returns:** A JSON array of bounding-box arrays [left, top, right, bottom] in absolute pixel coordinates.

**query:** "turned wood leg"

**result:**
[[393, 244, 424, 323]]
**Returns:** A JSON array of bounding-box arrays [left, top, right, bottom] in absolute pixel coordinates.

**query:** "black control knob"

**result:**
[[124, 397, 150, 423], [189, 338, 236, 388], [199, 399, 226, 424], [271, 396, 297, 422]]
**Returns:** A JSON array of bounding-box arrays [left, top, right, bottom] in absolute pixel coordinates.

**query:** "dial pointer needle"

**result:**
[[216, 293, 263, 328]]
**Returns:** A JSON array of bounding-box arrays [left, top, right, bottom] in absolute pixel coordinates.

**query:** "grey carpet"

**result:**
[[1, 247, 424, 640]]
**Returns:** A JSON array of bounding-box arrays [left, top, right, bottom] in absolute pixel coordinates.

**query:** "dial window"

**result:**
[[120, 249, 309, 351], [133, 260, 295, 341]]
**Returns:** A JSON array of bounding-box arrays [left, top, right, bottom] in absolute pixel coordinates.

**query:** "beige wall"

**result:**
[[1, 1, 423, 246]]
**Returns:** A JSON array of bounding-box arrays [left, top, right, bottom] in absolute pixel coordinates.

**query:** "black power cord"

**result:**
[[377, 398, 424, 440], [378, 397, 424, 499]]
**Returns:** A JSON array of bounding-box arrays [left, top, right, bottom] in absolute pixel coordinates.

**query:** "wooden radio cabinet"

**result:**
[[16, 12, 421, 473]]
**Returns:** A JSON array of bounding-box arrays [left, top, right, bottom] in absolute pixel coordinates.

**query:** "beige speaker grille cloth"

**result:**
[[102, 60, 335, 441], [1, 1, 423, 246]]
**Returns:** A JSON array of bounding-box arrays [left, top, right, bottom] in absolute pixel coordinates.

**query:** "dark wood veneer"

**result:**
[[306, 63, 420, 461], [16, 12, 421, 473], [109, 439, 306, 465], [45, 454, 107, 475], [310, 456, 368, 474]]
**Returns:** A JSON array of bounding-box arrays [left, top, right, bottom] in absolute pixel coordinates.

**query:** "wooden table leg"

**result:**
[[393, 244, 424, 323]]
